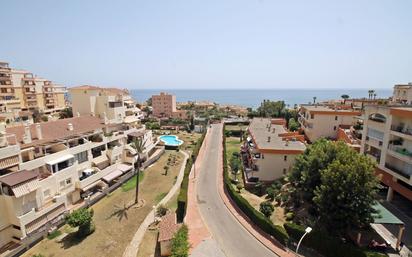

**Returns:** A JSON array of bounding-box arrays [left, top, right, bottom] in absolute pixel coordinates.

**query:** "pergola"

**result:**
[[371, 203, 405, 250]]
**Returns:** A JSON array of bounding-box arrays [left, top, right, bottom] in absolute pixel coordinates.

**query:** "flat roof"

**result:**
[[373, 203, 404, 225], [301, 104, 361, 114], [46, 154, 74, 166], [248, 118, 306, 151]]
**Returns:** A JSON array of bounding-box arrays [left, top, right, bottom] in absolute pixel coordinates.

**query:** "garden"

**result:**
[[24, 151, 185, 257]]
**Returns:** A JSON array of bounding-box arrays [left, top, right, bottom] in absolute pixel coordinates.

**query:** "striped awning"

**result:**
[[11, 179, 40, 198], [102, 169, 123, 183], [25, 204, 66, 234], [0, 155, 19, 169]]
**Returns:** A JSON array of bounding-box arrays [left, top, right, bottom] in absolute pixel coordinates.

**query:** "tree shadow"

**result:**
[[106, 202, 133, 222], [60, 231, 87, 250]]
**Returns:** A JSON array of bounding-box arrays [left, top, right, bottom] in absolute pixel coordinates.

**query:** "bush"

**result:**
[[157, 204, 169, 217], [266, 187, 275, 201], [236, 183, 244, 193], [176, 132, 206, 222], [171, 225, 189, 257], [65, 208, 95, 237], [260, 201, 275, 218], [285, 212, 294, 221]]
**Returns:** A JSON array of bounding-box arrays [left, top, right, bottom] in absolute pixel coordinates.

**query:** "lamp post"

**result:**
[[296, 226, 312, 256]]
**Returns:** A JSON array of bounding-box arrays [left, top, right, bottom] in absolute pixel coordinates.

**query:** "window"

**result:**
[[310, 114, 314, 119], [284, 155, 287, 161], [57, 158, 74, 172], [43, 189, 51, 199], [333, 126, 337, 131], [367, 128, 384, 141], [66, 178, 72, 185], [75, 151, 88, 164], [335, 116, 338, 121], [283, 168, 287, 174]]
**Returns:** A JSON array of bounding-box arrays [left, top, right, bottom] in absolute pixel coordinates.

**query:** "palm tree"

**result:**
[[131, 137, 146, 205], [313, 96, 317, 104], [341, 94, 350, 104], [368, 90, 375, 100]]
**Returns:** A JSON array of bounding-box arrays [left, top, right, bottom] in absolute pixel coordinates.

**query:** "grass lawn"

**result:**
[[23, 150, 185, 257], [225, 124, 248, 131]]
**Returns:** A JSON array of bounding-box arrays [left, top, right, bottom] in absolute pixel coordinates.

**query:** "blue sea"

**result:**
[[130, 89, 393, 108]]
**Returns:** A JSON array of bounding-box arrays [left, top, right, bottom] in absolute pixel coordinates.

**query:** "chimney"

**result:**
[[23, 125, 32, 144], [35, 123, 43, 140], [67, 123, 74, 131], [267, 136, 271, 142]]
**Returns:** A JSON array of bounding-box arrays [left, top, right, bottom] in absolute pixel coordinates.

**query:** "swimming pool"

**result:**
[[159, 135, 184, 146]]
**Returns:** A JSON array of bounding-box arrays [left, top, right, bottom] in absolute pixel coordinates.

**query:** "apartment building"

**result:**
[[152, 92, 188, 119], [241, 118, 306, 183], [392, 83, 412, 105], [0, 61, 66, 123], [69, 85, 144, 124], [0, 116, 155, 252], [298, 104, 361, 142], [361, 105, 412, 203]]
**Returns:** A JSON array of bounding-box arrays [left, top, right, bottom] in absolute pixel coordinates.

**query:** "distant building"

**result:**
[[241, 118, 306, 182], [0, 61, 67, 123], [69, 85, 143, 125], [298, 104, 361, 142], [392, 83, 412, 105], [152, 92, 188, 119]]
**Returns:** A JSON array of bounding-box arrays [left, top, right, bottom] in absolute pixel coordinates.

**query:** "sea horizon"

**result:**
[[130, 88, 393, 108]]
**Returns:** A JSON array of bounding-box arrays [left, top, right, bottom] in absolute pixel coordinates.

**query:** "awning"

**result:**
[[82, 180, 103, 192], [373, 203, 404, 225], [46, 154, 74, 166], [25, 204, 66, 234], [118, 164, 132, 173], [102, 169, 123, 183], [124, 116, 140, 123], [12, 178, 40, 198], [0, 155, 19, 169]]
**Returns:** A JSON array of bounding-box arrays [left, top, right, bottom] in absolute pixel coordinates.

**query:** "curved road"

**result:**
[[196, 124, 278, 257]]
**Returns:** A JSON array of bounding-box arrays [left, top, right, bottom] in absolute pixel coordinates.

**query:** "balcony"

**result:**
[[385, 163, 411, 180], [387, 146, 412, 164], [365, 136, 383, 148], [391, 125, 412, 140], [18, 194, 66, 226]]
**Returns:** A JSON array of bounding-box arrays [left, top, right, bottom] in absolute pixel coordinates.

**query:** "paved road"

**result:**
[[196, 124, 278, 257]]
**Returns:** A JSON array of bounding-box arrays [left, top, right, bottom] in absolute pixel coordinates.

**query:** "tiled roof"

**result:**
[[158, 213, 181, 241], [6, 116, 105, 146]]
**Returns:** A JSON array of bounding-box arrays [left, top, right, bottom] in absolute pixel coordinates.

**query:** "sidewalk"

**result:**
[[185, 130, 212, 252], [122, 151, 189, 257]]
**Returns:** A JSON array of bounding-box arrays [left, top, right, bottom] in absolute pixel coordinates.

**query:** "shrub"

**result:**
[[157, 204, 169, 217], [260, 201, 275, 218], [66, 208, 95, 237], [171, 225, 189, 257], [236, 183, 244, 193], [285, 212, 294, 221], [266, 187, 275, 201]]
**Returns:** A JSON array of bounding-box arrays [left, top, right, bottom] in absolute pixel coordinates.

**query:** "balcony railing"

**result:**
[[391, 125, 412, 137], [385, 163, 411, 180]]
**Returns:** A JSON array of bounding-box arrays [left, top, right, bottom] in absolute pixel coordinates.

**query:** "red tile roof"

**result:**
[[158, 213, 181, 242]]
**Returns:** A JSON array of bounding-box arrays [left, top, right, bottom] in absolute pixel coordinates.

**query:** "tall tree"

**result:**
[[131, 137, 146, 204], [288, 118, 299, 131], [341, 94, 350, 104]]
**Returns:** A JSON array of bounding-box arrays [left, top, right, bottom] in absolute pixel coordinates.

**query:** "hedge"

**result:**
[[284, 223, 386, 257], [176, 132, 206, 222], [222, 125, 289, 245]]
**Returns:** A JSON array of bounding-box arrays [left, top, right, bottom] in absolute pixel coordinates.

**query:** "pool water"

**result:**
[[159, 135, 184, 146]]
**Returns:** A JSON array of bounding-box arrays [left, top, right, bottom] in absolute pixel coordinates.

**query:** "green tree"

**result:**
[[288, 118, 299, 131], [288, 139, 378, 235], [257, 100, 286, 118], [65, 208, 95, 237], [341, 94, 350, 104], [131, 137, 146, 204], [146, 97, 152, 106], [259, 201, 275, 218], [59, 107, 73, 119], [171, 225, 189, 257], [236, 183, 244, 193], [164, 165, 170, 175], [313, 154, 378, 234]]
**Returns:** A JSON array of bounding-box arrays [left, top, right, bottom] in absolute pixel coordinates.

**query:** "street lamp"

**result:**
[[296, 226, 312, 256]]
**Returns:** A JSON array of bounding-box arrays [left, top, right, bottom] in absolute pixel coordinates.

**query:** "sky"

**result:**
[[1, 0, 411, 90]]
